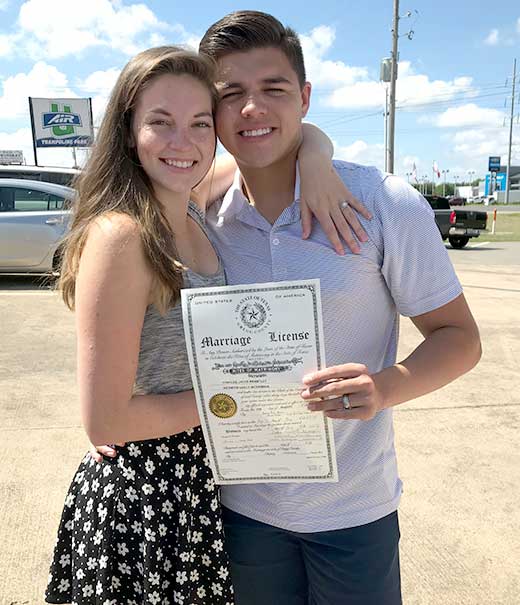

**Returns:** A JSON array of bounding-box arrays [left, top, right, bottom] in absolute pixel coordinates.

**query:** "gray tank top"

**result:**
[[133, 201, 225, 396]]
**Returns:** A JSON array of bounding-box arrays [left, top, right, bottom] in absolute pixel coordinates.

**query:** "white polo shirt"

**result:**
[[205, 160, 462, 532]]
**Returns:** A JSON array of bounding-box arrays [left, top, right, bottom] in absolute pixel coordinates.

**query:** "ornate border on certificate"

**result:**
[[184, 281, 336, 483]]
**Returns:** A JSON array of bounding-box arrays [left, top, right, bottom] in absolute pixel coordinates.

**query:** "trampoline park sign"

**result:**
[[29, 97, 94, 148]]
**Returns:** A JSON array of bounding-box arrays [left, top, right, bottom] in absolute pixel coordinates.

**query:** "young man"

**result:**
[[198, 11, 482, 605]]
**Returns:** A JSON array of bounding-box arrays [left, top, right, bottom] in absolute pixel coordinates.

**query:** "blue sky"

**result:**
[[0, 0, 519, 183]]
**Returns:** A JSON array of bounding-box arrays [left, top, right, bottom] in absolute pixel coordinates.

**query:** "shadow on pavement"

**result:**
[[0, 274, 56, 291]]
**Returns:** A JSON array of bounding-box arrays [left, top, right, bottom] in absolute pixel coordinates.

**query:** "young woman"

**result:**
[[45, 46, 368, 605]]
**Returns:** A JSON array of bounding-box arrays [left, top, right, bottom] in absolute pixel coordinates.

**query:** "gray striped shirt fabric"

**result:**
[[205, 160, 463, 533]]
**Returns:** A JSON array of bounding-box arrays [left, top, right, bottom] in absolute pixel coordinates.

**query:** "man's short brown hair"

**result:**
[[199, 11, 306, 88]]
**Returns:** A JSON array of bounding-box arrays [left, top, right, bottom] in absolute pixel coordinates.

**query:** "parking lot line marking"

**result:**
[[469, 241, 490, 248]]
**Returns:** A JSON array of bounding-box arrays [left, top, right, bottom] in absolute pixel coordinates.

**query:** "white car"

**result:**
[[0, 178, 75, 273]]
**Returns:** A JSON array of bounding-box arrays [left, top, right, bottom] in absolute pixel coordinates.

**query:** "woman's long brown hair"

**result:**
[[59, 46, 217, 314]]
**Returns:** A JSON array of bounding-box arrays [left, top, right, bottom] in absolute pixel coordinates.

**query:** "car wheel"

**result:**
[[449, 236, 470, 249]]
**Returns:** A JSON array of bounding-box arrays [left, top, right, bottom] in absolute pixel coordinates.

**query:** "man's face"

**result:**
[[215, 46, 311, 170]]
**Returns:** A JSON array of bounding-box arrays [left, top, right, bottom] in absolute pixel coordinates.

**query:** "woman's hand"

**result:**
[[299, 154, 372, 255]]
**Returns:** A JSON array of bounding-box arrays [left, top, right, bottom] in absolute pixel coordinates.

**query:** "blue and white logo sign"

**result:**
[[29, 97, 93, 148]]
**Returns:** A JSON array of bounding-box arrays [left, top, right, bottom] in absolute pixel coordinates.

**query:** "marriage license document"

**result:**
[[181, 279, 338, 485]]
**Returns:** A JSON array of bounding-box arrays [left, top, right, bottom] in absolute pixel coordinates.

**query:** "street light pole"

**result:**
[[505, 58, 517, 205], [387, 0, 400, 174], [442, 169, 449, 196]]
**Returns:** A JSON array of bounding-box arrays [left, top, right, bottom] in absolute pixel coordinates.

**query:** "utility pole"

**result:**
[[387, 0, 400, 174], [505, 58, 517, 205]]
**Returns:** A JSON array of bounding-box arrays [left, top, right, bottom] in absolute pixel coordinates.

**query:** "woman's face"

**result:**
[[132, 73, 215, 202]]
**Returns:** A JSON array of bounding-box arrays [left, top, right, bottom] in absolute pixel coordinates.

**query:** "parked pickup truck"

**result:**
[[424, 195, 488, 249]]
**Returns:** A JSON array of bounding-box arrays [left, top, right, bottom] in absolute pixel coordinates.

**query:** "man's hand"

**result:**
[[301, 363, 384, 420], [89, 443, 124, 463]]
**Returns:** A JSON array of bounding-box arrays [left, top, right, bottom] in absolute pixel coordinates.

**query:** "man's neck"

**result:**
[[238, 151, 298, 225]]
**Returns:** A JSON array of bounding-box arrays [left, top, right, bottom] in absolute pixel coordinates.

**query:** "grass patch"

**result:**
[[481, 212, 520, 242]]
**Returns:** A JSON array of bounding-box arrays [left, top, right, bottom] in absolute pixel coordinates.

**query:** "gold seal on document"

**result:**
[[209, 393, 237, 419]]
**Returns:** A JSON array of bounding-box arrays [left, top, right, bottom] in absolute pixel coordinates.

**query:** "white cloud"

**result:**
[[517, 18, 520, 34], [484, 29, 499, 46], [434, 104, 504, 128], [301, 33, 476, 111], [333, 139, 385, 170], [2, 0, 197, 59], [0, 62, 76, 120], [0, 0, 9, 10]]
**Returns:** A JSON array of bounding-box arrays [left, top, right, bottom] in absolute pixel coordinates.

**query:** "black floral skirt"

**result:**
[[45, 427, 234, 604]]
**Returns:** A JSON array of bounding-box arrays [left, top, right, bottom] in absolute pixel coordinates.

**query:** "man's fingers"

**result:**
[[303, 363, 368, 386]]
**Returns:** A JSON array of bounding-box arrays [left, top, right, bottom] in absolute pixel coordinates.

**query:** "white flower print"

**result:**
[[176, 570, 188, 585], [99, 554, 108, 569], [143, 505, 155, 520], [145, 458, 156, 474], [85, 498, 94, 514], [210, 497, 219, 511], [199, 515, 210, 526], [148, 592, 161, 605], [218, 566, 229, 580], [192, 443, 202, 457], [82, 584, 94, 597], [125, 486, 138, 502], [133, 580, 143, 595], [93, 530, 103, 545], [102, 465, 112, 477], [179, 551, 190, 562], [118, 562, 131, 575], [83, 520, 92, 533], [97, 503, 107, 523], [115, 523, 127, 533], [64, 493, 75, 507], [191, 494, 200, 509], [59, 553, 70, 568], [190, 465, 198, 479], [111, 575, 121, 590], [77, 542, 86, 556], [158, 523, 167, 537], [149, 572, 160, 586], [87, 557, 97, 570], [117, 500, 127, 515], [162, 500, 173, 515], [157, 443, 171, 459], [103, 482, 115, 498], [178, 442, 189, 454], [163, 559, 172, 572], [137, 561, 144, 575], [74, 471, 85, 484], [142, 483, 155, 495], [190, 569, 200, 582], [122, 466, 136, 481], [211, 582, 223, 596], [96, 580, 103, 595], [74, 509, 82, 522], [76, 569, 85, 580], [91, 478, 100, 492], [156, 547, 163, 561], [175, 463, 185, 479], [80, 480, 90, 495], [65, 519, 74, 531], [145, 528, 157, 542], [197, 586, 206, 598], [178, 510, 187, 526], [132, 521, 143, 534], [192, 531, 203, 544], [128, 443, 141, 457], [117, 542, 129, 556], [203, 453, 211, 466], [216, 519, 223, 531], [205, 478, 215, 492], [212, 539, 224, 553], [172, 486, 182, 501], [158, 479, 168, 493], [58, 578, 70, 592], [202, 554, 211, 567]]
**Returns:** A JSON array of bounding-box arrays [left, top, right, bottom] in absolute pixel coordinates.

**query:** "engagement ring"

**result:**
[[342, 394, 351, 410]]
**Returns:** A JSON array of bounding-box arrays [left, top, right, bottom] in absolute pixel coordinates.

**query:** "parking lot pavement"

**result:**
[[1, 257, 519, 605]]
